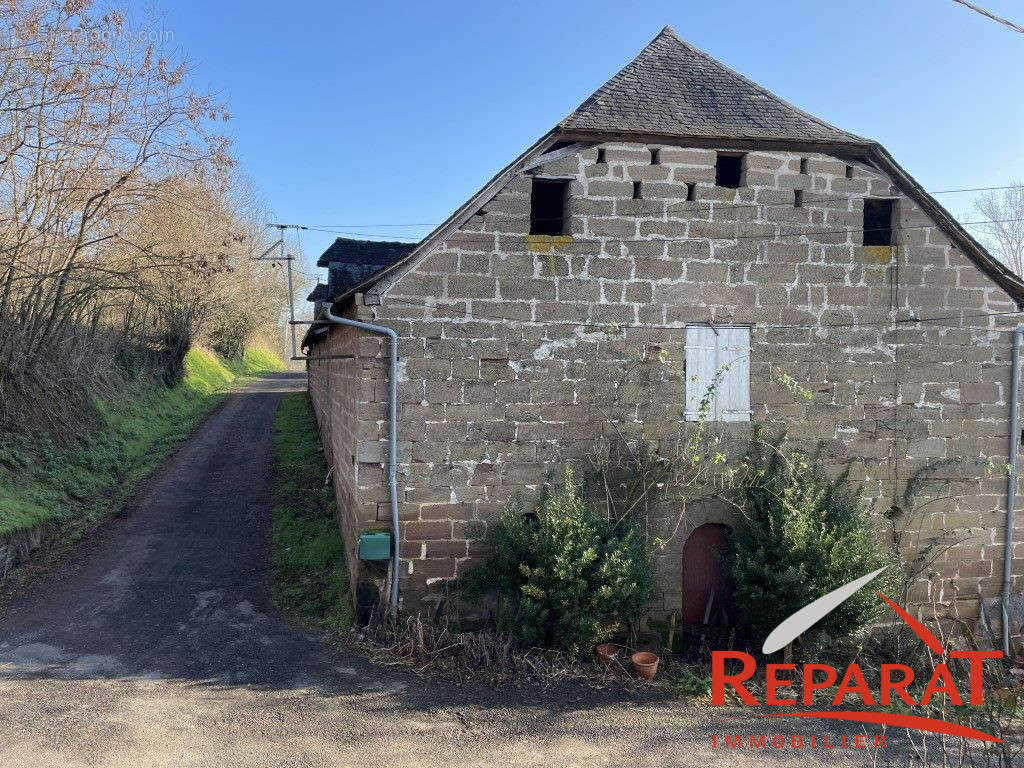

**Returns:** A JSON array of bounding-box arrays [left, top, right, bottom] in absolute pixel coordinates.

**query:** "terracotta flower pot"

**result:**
[[631, 651, 659, 680], [595, 643, 620, 664]]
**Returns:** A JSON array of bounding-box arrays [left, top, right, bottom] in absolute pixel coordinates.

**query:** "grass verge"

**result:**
[[236, 345, 288, 376], [271, 391, 353, 630], [0, 345, 284, 540]]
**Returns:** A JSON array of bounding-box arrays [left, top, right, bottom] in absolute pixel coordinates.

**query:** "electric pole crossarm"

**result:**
[[267, 223, 308, 362]]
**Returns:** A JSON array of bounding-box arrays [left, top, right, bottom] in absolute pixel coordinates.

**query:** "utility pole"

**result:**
[[257, 223, 308, 361], [280, 227, 296, 359]]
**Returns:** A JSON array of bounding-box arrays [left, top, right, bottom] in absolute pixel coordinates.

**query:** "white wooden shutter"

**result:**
[[684, 326, 751, 422], [717, 327, 751, 422], [685, 326, 718, 421]]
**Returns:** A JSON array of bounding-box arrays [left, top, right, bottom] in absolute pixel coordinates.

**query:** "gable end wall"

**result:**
[[309, 143, 1024, 640]]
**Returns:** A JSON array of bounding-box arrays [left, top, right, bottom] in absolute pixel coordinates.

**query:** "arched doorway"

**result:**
[[681, 523, 736, 626]]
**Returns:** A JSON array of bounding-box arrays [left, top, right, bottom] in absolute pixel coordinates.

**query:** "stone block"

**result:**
[[587, 217, 637, 238], [960, 382, 1001, 404], [446, 275, 498, 300], [587, 179, 635, 198]]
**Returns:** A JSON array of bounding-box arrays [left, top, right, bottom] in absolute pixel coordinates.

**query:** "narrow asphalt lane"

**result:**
[[0, 373, 344, 687], [0, 374, 884, 768]]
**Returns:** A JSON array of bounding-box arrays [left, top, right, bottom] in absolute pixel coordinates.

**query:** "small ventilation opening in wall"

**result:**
[[799, 158, 808, 174], [845, 164, 854, 179], [794, 190, 803, 208], [863, 198, 894, 246], [596, 147, 606, 164], [650, 148, 660, 165], [633, 180, 642, 199], [686, 183, 696, 201], [715, 153, 743, 188]]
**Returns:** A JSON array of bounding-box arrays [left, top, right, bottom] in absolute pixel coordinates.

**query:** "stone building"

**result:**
[[304, 27, 1024, 636]]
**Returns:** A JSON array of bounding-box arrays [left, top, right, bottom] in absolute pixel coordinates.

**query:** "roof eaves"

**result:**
[[301, 294, 355, 351], [866, 144, 1024, 306], [558, 129, 874, 155], [306, 283, 327, 302]]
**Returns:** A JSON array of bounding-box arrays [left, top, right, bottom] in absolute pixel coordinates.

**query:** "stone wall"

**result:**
[[306, 302, 369, 595], [309, 142, 1024, 632]]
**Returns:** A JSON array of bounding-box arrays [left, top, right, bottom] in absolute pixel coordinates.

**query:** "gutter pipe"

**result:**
[[322, 306, 401, 621], [1003, 324, 1024, 655]]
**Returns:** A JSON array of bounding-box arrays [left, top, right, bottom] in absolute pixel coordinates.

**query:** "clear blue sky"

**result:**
[[156, 0, 1024, 274]]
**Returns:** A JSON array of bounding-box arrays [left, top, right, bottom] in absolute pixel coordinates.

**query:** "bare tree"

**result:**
[[121, 171, 291, 380], [972, 183, 1024, 277], [0, 0, 290, 430]]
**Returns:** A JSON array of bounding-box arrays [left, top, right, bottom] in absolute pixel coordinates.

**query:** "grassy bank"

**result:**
[[271, 392, 353, 630], [0, 345, 286, 540]]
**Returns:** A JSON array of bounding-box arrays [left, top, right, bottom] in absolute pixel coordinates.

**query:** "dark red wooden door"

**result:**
[[681, 523, 736, 626]]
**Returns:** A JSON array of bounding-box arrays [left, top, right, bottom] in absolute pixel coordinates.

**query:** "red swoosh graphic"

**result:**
[[877, 592, 945, 655], [759, 711, 1000, 743]]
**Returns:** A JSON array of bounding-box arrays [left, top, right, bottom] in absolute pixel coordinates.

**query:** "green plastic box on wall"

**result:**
[[358, 531, 392, 561]]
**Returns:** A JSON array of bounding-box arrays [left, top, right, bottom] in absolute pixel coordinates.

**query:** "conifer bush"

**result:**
[[459, 469, 655, 657], [728, 441, 887, 652]]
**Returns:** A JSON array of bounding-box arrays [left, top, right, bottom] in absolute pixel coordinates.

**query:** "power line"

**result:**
[[302, 216, 1024, 245], [931, 184, 1024, 194], [952, 0, 1024, 33], [304, 222, 437, 228]]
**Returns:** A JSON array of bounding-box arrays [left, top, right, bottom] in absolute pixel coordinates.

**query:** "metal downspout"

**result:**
[[322, 306, 401, 620], [1003, 324, 1024, 655]]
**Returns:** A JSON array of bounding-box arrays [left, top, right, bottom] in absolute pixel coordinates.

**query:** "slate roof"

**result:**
[[312, 237, 418, 303], [560, 26, 866, 144], [306, 283, 330, 303], [316, 237, 416, 268]]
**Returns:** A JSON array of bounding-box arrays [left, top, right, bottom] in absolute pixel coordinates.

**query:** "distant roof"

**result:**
[[561, 26, 865, 144], [306, 283, 330, 303], [311, 237, 418, 303], [316, 237, 416, 268]]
